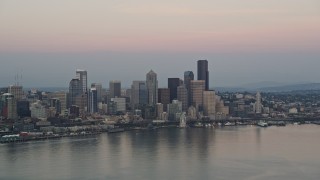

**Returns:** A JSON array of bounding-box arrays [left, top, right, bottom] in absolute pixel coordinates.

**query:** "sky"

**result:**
[[0, 0, 319, 88]]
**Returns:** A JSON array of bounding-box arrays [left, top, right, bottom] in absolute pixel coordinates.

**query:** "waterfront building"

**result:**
[[156, 103, 164, 120], [215, 95, 229, 116], [168, 78, 180, 102], [177, 85, 188, 111], [146, 70, 158, 106], [88, 88, 98, 114], [203, 91, 216, 118], [197, 60, 209, 90], [255, 92, 262, 114], [167, 100, 182, 121], [184, 71, 194, 106], [109, 81, 121, 99], [158, 88, 170, 112], [76, 69, 88, 93], [190, 80, 205, 111], [188, 106, 197, 120]]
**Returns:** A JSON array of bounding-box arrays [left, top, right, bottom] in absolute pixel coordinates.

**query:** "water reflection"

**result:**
[[0, 125, 320, 180]]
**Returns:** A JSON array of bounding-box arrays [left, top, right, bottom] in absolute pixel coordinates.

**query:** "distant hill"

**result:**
[[215, 82, 320, 92], [258, 83, 320, 92], [239, 81, 288, 89]]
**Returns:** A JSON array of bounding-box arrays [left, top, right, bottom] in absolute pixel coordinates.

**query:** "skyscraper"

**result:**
[[197, 60, 209, 90], [146, 70, 158, 105], [190, 80, 205, 111], [91, 83, 103, 102], [255, 92, 262, 114], [0, 93, 17, 120], [167, 100, 182, 121], [158, 88, 170, 112], [184, 71, 194, 106], [131, 81, 147, 108], [88, 88, 98, 114], [177, 85, 188, 111], [69, 78, 82, 107], [51, 91, 68, 116], [168, 78, 180, 102], [8, 85, 23, 100], [76, 69, 88, 93], [109, 81, 121, 99], [203, 91, 216, 118]]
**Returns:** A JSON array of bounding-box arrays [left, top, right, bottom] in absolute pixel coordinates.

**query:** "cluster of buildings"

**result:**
[[4, 59, 316, 129], [62, 60, 231, 121], [1, 60, 230, 123]]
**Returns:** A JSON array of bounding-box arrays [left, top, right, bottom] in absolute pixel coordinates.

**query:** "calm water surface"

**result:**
[[1, 125, 320, 180]]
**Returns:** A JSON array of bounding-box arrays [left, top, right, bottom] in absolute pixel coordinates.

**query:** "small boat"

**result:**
[[194, 122, 203, 128], [224, 122, 235, 126], [108, 128, 125, 133], [257, 121, 268, 127]]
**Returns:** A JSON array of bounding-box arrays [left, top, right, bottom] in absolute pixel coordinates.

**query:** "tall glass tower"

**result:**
[[76, 69, 87, 93], [146, 70, 158, 106], [197, 60, 209, 90]]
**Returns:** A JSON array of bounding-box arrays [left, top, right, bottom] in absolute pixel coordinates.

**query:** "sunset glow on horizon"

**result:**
[[0, 0, 319, 53]]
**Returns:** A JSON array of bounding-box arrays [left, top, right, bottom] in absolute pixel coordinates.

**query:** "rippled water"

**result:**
[[1, 125, 320, 180]]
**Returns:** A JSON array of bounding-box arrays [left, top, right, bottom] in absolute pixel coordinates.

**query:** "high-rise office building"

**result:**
[[0, 93, 17, 120], [76, 69, 87, 93], [110, 97, 126, 113], [177, 85, 188, 111], [255, 92, 262, 114], [91, 83, 103, 102], [17, 100, 31, 118], [8, 85, 23, 100], [88, 88, 98, 114], [109, 81, 121, 99], [203, 91, 216, 117], [146, 70, 158, 105], [51, 91, 68, 115], [50, 98, 61, 115], [168, 78, 180, 102], [197, 60, 209, 90], [190, 80, 205, 111], [167, 100, 182, 121], [158, 88, 170, 112], [131, 81, 147, 108], [69, 79, 82, 107], [184, 71, 194, 106], [156, 103, 164, 120]]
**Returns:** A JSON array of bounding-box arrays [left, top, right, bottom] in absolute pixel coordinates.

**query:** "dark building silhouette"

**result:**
[[17, 100, 31, 118], [184, 71, 194, 106], [69, 78, 82, 108], [197, 60, 209, 90], [168, 78, 180, 102], [109, 81, 121, 99], [158, 88, 170, 111]]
